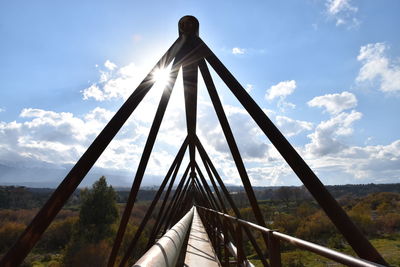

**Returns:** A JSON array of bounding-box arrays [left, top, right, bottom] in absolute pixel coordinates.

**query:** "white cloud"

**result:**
[[276, 116, 313, 137], [0, 107, 5, 112], [82, 84, 105, 101], [326, 0, 359, 27], [104, 60, 117, 71], [0, 107, 145, 173], [81, 62, 147, 101], [245, 84, 253, 93], [307, 91, 357, 115], [356, 43, 400, 93], [327, 0, 357, 15], [265, 80, 296, 100], [265, 80, 296, 112], [306, 110, 362, 156], [232, 47, 246, 55]]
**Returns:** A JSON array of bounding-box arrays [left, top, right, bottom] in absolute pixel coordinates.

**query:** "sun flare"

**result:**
[[152, 67, 171, 88]]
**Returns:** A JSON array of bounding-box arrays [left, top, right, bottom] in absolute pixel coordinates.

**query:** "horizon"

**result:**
[[1, 1, 400, 187]]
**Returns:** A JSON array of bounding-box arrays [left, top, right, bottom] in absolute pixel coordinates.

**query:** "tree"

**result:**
[[64, 176, 119, 266]]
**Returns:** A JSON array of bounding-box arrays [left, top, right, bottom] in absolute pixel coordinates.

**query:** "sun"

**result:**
[[152, 67, 171, 89]]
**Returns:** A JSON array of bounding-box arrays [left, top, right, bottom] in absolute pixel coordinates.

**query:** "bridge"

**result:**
[[0, 16, 389, 267]]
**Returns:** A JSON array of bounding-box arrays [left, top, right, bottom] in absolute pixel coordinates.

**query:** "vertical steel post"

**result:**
[[236, 223, 245, 267], [223, 218, 230, 267], [267, 231, 282, 267]]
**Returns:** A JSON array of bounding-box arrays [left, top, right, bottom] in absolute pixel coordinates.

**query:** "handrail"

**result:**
[[196, 206, 386, 267]]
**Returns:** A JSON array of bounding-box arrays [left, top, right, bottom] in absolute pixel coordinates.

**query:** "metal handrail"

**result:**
[[196, 206, 386, 267]]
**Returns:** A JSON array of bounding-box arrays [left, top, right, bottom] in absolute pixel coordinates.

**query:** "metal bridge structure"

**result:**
[[0, 16, 389, 267]]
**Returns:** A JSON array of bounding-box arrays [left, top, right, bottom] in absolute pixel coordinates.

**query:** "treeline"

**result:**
[[0, 177, 151, 266], [2, 183, 399, 209], [0, 186, 160, 209]]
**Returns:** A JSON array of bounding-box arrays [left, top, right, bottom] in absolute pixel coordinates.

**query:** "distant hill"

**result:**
[[0, 163, 165, 188]]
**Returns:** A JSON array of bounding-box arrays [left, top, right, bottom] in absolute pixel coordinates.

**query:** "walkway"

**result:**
[[184, 208, 220, 266]]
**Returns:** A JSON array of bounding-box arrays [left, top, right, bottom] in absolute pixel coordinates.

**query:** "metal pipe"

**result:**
[[133, 208, 194, 267], [198, 206, 386, 267]]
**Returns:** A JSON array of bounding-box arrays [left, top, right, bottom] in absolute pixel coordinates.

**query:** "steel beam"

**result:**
[[200, 38, 387, 265], [0, 37, 185, 267], [199, 59, 270, 249], [118, 139, 188, 267], [108, 53, 183, 267]]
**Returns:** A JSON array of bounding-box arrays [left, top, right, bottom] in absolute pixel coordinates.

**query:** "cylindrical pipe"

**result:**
[[132, 208, 194, 267]]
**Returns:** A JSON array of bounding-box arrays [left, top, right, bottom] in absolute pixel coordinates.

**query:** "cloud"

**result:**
[[307, 91, 357, 115], [0, 107, 145, 173], [275, 116, 313, 137], [265, 80, 296, 100], [326, 0, 359, 27], [265, 80, 296, 112], [81, 62, 147, 101], [104, 60, 117, 71], [245, 84, 253, 93], [232, 47, 246, 55], [0, 107, 5, 112], [356, 43, 400, 93], [306, 110, 362, 156]]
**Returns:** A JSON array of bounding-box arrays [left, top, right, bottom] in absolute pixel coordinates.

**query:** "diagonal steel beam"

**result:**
[[118, 138, 188, 267], [0, 37, 185, 267], [108, 52, 184, 267], [200, 38, 387, 265], [146, 164, 190, 249], [196, 137, 270, 267], [199, 59, 270, 249]]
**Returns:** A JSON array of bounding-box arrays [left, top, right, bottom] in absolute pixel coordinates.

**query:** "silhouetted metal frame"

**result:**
[[199, 59, 270, 249], [196, 137, 270, 266], [146, 164, 190, 248], [199, 37, 387, 265], [194, 172, 221, 211], [162, 172, 192, 233], [108, 49, 185, 267], [158, 172, 190, 235], [0, 37, 185, 267], [195, 163, 242, 249], [118, 138, 188, 267]]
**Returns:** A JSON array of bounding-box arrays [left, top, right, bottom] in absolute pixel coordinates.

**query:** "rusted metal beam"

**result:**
[[199, 59, 270, 250], [118, 139, 188, 267], [196, 137, 270, 267], [146, 165, 190, 249], [0, 37, 185, 267], [200, 38, 387, 265], [107, 53, 183, 267]]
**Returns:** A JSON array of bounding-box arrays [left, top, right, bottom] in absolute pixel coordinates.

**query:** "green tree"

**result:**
[[64, 176, 119, 266]]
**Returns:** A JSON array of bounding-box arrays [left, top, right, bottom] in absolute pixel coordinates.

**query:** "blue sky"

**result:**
[[0, 0, 399, 187]]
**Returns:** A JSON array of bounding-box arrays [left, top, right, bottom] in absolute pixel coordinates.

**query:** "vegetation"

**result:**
[[0, 183, 399, 266]]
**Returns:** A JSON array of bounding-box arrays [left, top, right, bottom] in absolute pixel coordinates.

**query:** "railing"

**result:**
[[197, 206, 386, 267]]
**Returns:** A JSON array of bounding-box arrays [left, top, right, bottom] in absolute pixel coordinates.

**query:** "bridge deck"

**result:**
[[184, 208, 220, 267]]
